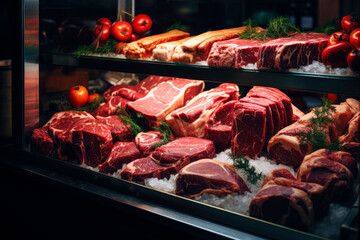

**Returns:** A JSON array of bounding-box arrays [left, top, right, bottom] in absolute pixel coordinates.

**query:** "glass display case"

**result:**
[[1, 0, 359, 239]]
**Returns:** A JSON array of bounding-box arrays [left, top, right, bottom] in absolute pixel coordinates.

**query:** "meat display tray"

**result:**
[[39, 53, 360, 97]]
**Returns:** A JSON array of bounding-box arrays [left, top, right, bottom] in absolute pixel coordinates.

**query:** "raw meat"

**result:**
[[257, 33, 329, 70], [231, 101, 267, 158], [339, 112, 360, 157], [250, 182, 315, 230], [261, 168, 296, 186], [124, 30, 190, 59], [175, 159, 250, 198], [127, 79, 204, 127], [98, 141, 142, 174], [135, 131, 164, 156], [95, 115, 133, 142], [166, 83, 240, 138], [291, 103, 305, 122], [205, 100, 237, 152], [93, 96, 130, 117], [297, 152, 354, 204], [151, 137, 216, 165], [31, 127, 56, 158], [152, 37, 193, 61], [120, 157, 179, 181]]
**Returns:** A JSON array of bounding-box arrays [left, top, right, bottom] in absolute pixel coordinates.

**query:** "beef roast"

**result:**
[[127, 79, 204, 127], [204, 100, 237, 152], [166, 83, 240, 138], [31, 127, 56, 158], [231, 101, 267, 158], [175, 159, 249, 198]]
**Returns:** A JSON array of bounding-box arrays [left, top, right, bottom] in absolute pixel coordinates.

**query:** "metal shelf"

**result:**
[[40, 52, 360, 97]]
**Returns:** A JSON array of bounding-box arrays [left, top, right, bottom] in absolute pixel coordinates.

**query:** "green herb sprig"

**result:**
[[165, 21, 190, 32], [151, 122, 173, 149], [298, 97, 344, 151], [313, 18, 341, 35], [229, 153, 264, 184], [74, 38, 118, 57], [72, 96, 104, 112], [238, 17, 300, 41], [117, 107, 146, 136]]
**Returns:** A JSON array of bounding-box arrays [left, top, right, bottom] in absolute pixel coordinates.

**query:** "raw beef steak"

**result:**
[[31, 127, 56, 158], [151, 137, 216, 165], [175, 159, 250, 198], [135, 131, 165, 156], [166, 83, 240, 137], [95, 115, 133, 142], [257, 33, 329, 70], [231, 101, 267, 158], [127, 79, 204, 127], [98, 141, 142, 174], [205, 100, 237, 152], [261, 168, 296, 186], [93, 96, 130, 117]]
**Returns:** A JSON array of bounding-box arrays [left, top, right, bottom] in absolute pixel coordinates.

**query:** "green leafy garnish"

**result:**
[[229, 153, 264, 184], [298, 97, 344, 151], [151, 122, 173, 149], [238, 16, 300, 41], [73, 38, 118, 57], [72, 96, 104, 112], [313, 18, 341, 35], [117, 107, 146, 136], [165, 21, 190, 32]]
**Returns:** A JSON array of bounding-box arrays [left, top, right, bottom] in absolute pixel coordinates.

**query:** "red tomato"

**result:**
[[111, 21, 132, 42], [69, 85, 88, 108], [93, 24, 111, 43], [115, 42, 127, 54], [326, 93, 338, 103], [96, 18, 112, 28], [341, 15, 359, 32], [328, 31, 350, 46], [129, 33, 140, 42], [321, 41, 354, 68], [350, 28, 360, 49], [347, 49, 360, 74], [88, 93, 100, 104], [131, 14, 152, 34]]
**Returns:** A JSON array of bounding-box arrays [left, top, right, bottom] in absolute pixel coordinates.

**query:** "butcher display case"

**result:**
[[1, 0, 359, 239]]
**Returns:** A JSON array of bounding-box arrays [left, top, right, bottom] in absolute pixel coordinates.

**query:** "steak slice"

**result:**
[[205, 100, 237, 152], [95, 115, 133, 142], [250, 182, 315, 230], [175, 159, 250, 198], [127, 79, 204, 127], [257, 33, 329, 70], [166, 83, 240, 138], [135, 131, 164, 156], [98, 141, 142, 174], [151, 137, 216, 165], [31, 127, 56, 158], [120, 157, 179, 181], [93, 96, 130, 117], [231, 101, 267, 158]]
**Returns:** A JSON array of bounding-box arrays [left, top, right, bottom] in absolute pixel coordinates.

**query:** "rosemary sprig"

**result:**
[[298, 97, 344, 151], [151, 122, 173, 149], [238, 16, 300, 41], [229, 153, 264, 184], [72, 96, 104, 112], [73, 38, 118, 57], [117, 107, 146, 136]]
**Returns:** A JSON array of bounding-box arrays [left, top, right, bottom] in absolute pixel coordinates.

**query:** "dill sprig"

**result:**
[[117, 107, 146, 136], [298, 97, 344, 151], [151, 122, 173, 149], [229, 153, 264, 184], [72, 96, 104, 112], [238, 17, 300, 41], [73, 38, 118, 57]]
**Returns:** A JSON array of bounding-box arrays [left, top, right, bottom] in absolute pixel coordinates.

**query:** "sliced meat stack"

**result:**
[[127, 78, 204, 127], [166, 83, 240, 138], [297, 149, 356, 204], [175, 159, 250, 198], [120, 137, 216, 181]]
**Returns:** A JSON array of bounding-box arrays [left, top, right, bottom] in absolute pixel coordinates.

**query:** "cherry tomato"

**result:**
[[350, 28, 360, 49], [96, 18, 112, 28], [88, 93, 100, 104], [341, 15, 359, 32], [131, 14, 152, 34], [69, 85, 89, 108], [111, 21, 132, 42], [347, 49, 360, 74], [115, 42, 127, 54], [328, 31, 350, 46], [93, 24, 111, 43], [326, 93, 338, 103], [321, 41, 353, 68]]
